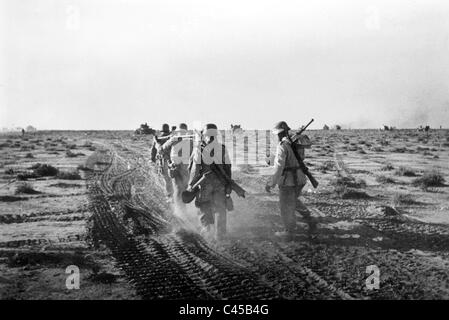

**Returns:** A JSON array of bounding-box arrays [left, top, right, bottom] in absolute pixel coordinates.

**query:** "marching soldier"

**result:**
[[265, 121, 318, 239], [154, 123, 174, 200], [160, 123, 194, 208], [187, 123, 231, 240]]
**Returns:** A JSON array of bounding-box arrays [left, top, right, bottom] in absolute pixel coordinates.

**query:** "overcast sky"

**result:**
[[1, 0, 449, 130]]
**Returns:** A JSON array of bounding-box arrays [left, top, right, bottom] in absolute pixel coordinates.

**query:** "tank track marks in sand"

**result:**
[[86, 147, 279, 299], [0, 236, 86, 248]]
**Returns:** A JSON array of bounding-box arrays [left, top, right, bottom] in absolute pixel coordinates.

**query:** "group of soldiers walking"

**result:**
[[151, 121, 318, 241]]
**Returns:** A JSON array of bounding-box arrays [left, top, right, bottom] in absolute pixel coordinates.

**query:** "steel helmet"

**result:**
[[161, 123, 170, 134], [202, 123, 218, 137], [272, 121, 291, 134]]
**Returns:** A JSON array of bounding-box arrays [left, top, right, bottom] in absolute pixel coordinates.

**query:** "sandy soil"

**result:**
[[1, 129, 448, 299]]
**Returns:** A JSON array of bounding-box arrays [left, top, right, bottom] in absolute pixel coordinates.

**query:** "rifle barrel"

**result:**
[[297, 118, 314, 135]]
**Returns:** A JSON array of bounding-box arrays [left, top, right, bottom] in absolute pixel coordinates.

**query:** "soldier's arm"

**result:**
[[222, 145, 232, 179], [161, 136, 176, 152], [150, 142, 157, 163], [187, 148, 202, 188], [267, 144, 287, 187]]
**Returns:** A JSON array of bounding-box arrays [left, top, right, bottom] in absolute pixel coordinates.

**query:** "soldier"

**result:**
[[187, 123, 231, 240], [153, 123, 174, 200], [160, 123, 194, 208], [265, 121, 317, 239]]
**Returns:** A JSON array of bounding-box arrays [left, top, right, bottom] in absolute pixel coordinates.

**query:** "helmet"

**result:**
[[161, 123, 170, 134], [272, 121, 290, 134], [202, 123, 218, 137], [178, 123, 188, 130]]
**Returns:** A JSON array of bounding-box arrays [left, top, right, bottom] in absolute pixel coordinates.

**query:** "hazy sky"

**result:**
[[1, 0, 449, 130]]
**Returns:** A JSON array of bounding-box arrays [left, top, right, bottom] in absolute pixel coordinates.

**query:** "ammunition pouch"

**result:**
[[168, 163, 178, 178], [225, 195, 234, 211]]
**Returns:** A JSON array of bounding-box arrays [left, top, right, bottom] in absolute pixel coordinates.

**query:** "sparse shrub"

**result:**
[[66, 150, 85, 158], [49, 182, 82, 188], [381, 163, 394, 171], [32, 163, 59, 177], [412, 170, 445, 189], [335, 186, 371, 199], [392, 147, 406, 153], [371, 146, 384, 152], [67, 144, 77, 149], [56, 170, 82, 180], [331, 175, 366, 189], [24, 152, 34, 158], [376, 175, 396, 184], [66, 150, 77, 158], [357, 148, 367, 154], [395, 166, 417, 177], [393, 193, 419, 206], [15, 182, 40, 194], [16, 172, 38, 181], [4, 168, 15, 175], [319, 161, 335, 172]]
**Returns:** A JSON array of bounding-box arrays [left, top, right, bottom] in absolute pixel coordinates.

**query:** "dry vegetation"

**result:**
[[1, 129, 449, 300]]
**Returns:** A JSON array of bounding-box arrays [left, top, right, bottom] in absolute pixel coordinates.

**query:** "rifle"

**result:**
[[210, 163, 246, 198], [292, 118, 314, 137], [287, 119, 319, 189], [155, 134, 196, 143]]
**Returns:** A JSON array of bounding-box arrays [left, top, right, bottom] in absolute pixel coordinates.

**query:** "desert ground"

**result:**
[[1, 129, 449, 299]]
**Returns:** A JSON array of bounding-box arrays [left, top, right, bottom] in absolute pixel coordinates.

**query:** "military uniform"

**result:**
[[188, 128, 231, 240], [161, 128, 194, 207], [154, 126, 174, 199], [267, 134, 314, 235]]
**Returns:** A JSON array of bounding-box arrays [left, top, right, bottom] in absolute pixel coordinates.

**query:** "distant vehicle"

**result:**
[[323, 124, 330, 130], [382, 125, 395, 131], [135, 123, 156, 135], [26, 125, 37, 132], [417, 125, 430, 132], [231, 124, 243, 134], [334, 125, 342, 130]]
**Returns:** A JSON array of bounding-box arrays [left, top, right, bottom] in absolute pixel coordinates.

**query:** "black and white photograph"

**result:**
[[1, 0, 449, 309]]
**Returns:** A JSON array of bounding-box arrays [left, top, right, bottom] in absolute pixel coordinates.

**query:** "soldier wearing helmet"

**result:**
[[160, 123, 194, 208], [187, 123, 231, 240], [265, 121, 317, 239], [152, 123, 174, 201]]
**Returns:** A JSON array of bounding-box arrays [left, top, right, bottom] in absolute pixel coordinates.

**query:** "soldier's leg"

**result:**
[[213, 188, 227, 240], [278, 186, 297, 234], [161, 162, 173, 198], [174, 165, 190, 209], [295, 186, 318, 233], [295, 186, 312, 218], [199, 202, 215, 227], [196, 182, 215, 229]]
